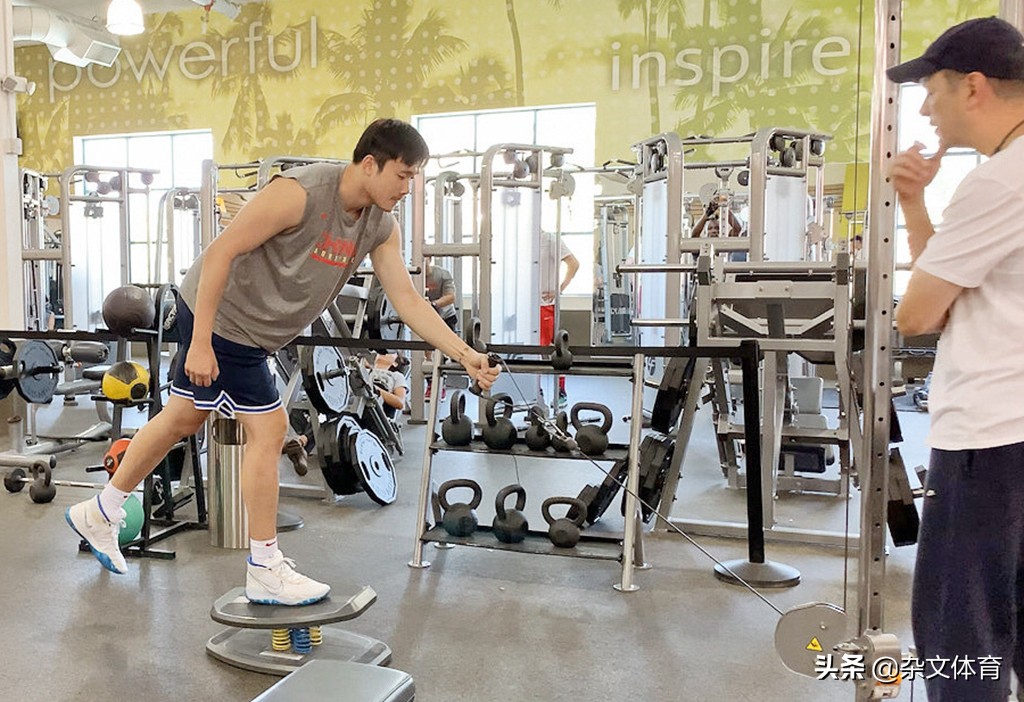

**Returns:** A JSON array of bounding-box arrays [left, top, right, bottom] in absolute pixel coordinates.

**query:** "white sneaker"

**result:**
[[245, 551, 330, 606], [65, 496, 128, 575]]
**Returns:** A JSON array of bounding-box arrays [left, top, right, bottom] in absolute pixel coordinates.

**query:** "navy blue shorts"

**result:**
[[169, 298, 281, 417]]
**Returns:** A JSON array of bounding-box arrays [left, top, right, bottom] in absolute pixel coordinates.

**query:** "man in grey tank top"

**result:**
[[66, 120, 500, 606]]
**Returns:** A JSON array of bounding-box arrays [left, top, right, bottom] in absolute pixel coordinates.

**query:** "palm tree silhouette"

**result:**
[[315, 0, 466, 133], [205, 3, 296, 156], [503, 0, 564, 107], [617, 0, 675, 135]]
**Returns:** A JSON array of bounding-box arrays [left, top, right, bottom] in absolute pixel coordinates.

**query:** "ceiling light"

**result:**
[[106, 0, 144, 36]]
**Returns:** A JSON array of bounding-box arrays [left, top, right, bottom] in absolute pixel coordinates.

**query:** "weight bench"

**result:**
[[54, 365, 110, 397], [251, 660, 414, 702]]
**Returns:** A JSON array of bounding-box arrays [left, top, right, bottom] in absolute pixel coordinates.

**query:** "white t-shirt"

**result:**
[[369, 367, 407, 395], [540, 232, 572, 303], [914, 137, 1024, 450]]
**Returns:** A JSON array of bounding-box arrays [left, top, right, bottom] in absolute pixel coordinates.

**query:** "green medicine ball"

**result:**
[[119, 493, 144, 546]]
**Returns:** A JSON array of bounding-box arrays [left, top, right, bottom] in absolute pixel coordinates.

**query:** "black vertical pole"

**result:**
[[739, 340, 765, 564]]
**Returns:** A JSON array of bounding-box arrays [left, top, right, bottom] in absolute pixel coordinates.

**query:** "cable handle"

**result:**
[[469, 352, 501, 397]]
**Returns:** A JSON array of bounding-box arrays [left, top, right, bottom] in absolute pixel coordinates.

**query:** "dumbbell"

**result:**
[[0, 338, 62, 404], [549, 329, 572, 371], [482, 393, 517, 450], [3, 460, 57, 503], [441, 390, 473, 446], [570, 402, 612, 456], [493, 484, 529, 544], [542, 496, 588, 548], [438, 479, 483, 537]]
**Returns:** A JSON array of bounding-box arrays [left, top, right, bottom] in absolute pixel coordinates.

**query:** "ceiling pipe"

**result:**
[[13, 4, 121, 68], [189, 0, 242, 20]]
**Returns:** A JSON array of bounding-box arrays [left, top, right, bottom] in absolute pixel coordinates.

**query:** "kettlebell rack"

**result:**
[[409, 340, 764, 592]]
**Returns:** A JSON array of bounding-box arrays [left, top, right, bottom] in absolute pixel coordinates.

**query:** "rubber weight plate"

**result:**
[[352, 429, 397, 505], [317, 419, 360, 495], [13, 339, 60, 404], [300, 345, 351, 415], [0, 338, 16, 400]]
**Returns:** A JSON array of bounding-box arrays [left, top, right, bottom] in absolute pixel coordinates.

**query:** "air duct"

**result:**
[[189, 0, 242, 20], [13, 4, 121, 68]]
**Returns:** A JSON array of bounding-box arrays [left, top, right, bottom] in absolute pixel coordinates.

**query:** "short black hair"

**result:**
[[353, 119, 429, 171]]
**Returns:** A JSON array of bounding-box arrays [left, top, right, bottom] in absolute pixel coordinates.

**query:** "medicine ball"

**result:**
[[103, 437, 131, 477], [102, 361, 150, 402], [102, 285, 156, 336], [119, 493, 144, 546]]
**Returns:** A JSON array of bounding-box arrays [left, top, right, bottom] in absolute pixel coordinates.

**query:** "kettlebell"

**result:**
[[570, 402, 613, 456], [548, 411, 574, 453], [549, 329, 573, 371], [438, 479, 483, 537], [441, 390, 473, 446], [524, 405, 550, 452], [483, 393, 517, 450], [492, 484, 529, 544], [542, 496, 587, 548], [29, 460, 56, 504]]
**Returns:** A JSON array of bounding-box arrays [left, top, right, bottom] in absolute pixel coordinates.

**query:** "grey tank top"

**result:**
[[179, 162, 394, 351]]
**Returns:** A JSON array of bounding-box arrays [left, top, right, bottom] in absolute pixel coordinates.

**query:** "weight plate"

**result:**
[[300, 345, 351, 415], [318, 419, 361, 496], [352, 429, 397, 506], [623, 433, 675, 522], [0, 338, 16, 400], [651, 357, 696, 433], [589, 458, 628, 525], [568, 484, 598, 523], [367, 285, 405, 341], [13, 339, 60, 404]]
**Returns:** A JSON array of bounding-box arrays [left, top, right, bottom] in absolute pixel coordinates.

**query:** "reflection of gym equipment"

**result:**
[[408, 144, 574, 424]]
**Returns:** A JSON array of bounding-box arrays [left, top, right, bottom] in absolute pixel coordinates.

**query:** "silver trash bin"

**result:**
[[207, 416, 248, 549]]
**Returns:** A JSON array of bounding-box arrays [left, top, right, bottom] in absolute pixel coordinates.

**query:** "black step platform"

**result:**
[[207, 586, 391, 676]]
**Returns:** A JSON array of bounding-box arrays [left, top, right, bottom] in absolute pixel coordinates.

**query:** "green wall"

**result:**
[[13, 0, 995, 174]]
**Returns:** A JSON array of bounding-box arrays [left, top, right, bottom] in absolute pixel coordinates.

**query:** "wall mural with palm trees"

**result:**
[[12, 0, 995, 175]]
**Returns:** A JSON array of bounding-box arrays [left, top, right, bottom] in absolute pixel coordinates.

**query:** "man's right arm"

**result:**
[[185, 178, 306, 385], [889, 142, 946, 263]]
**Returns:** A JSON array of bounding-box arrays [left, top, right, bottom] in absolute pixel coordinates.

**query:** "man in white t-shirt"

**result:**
[[888, 17, 1024, 701], [540, 232, 579, 406]]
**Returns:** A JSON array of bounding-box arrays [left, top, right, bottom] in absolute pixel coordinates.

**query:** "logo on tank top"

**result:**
[[312, 228, 356, 267]]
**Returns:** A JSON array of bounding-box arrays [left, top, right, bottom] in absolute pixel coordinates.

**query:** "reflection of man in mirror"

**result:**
[[423, 255, 459, 400], [540, 232, 579, 406], [423, 255, 459, 333]]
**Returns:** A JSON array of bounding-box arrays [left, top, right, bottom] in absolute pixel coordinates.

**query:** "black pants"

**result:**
[[913, 441, 1024, 701]]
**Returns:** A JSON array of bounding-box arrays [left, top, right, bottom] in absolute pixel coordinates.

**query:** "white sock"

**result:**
[[97, 483, 130, 523], [250, 537, 279, 566]]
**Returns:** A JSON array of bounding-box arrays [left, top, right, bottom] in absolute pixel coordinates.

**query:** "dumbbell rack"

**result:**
[[206, 585, 390, 676], [409, 341, 766, 593], [419, 440, 639, 562], [410, 350, 652, 592]]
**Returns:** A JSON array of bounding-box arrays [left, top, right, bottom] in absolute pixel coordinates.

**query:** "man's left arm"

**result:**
[[560, 253, 580, 293], [895, 270, 962, 336], [370, 224, 498, 389]]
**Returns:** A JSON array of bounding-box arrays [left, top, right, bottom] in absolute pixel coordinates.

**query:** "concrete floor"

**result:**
[[0, 375, 934, 702]]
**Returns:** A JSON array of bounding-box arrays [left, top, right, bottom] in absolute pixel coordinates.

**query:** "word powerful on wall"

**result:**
[[45, 16, 319, 103]]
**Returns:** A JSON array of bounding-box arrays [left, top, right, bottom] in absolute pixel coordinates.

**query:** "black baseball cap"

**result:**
[[887, 17, 1024, 84]]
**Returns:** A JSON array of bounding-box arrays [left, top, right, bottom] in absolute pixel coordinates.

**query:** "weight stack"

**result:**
[[208, 417, 248, 549]]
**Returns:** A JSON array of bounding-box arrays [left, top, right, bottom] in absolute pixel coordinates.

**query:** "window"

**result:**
[[894, 84, 982, 294], [414, 104, 596, 296], [73, 130, 214, 285]]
